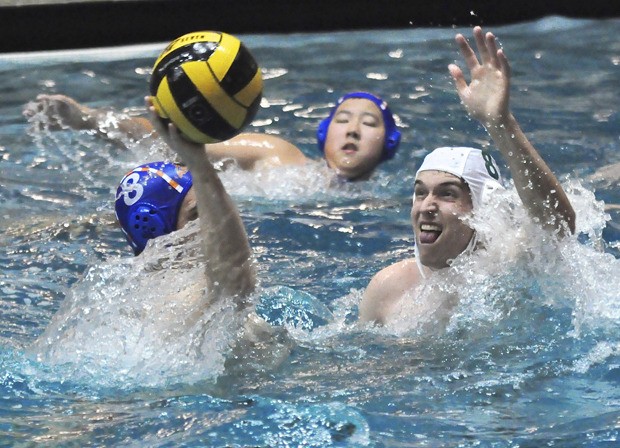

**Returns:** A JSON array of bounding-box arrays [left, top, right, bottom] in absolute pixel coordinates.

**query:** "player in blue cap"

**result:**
[[103, 90, 400, 253], [25, 91, 401, 181], [317, 92, 401, 161], [114, 161, 195, 255]]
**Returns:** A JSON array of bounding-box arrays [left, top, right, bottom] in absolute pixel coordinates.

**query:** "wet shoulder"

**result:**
[[359, 258, 421, 324]]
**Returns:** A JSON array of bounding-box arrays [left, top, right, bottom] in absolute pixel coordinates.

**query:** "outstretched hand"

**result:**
[[23, 94, 94, 131], [448, 26, 512, 127]]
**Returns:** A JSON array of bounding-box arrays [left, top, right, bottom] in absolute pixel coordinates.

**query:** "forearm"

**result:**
[[84, 108, 154, 141], [32, 94, 154, 140], [182, 151, 256, 306], [486, 113, 575, 234]]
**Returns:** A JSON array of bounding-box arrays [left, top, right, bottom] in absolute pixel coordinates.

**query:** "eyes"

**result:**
[[414, 184, 464, 201], [333, 111, 380, 128]]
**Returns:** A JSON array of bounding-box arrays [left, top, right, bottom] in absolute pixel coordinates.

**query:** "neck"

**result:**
[[414, 231, 478, 279]]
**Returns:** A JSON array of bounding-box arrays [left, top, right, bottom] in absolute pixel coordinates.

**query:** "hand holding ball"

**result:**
[[150, 31, 263, 144]]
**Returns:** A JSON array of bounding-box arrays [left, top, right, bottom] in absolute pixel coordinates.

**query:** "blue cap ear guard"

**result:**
[[114, 161, 193, 255], [316, 91, 401, 160]]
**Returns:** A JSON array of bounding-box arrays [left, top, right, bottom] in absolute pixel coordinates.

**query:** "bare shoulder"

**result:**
[[359, 258, 422, 324], [206, 132, 308, 169]]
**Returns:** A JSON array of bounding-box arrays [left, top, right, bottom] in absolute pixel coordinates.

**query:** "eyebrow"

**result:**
[[414, 178, 466, 189]]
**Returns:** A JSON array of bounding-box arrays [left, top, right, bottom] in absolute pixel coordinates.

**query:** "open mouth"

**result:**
[[341, 143, 358, 154], [418, 223, 442, 244]]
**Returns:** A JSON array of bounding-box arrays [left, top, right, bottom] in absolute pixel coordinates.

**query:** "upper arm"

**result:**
[[359, 259, 420, 325], [205, 133, 307, 170], [359, 272, 386, 324]]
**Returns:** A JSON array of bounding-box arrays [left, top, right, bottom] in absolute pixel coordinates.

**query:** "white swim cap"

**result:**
[[416, 146, 504, 209]]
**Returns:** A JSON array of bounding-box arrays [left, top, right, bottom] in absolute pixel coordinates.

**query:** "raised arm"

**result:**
[[448, 27, 575, 235], [147, 99, 256, 309]]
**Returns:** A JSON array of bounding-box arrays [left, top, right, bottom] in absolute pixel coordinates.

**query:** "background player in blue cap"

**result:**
[[25, 91, 401, 181], [105, 91, 399, 254]]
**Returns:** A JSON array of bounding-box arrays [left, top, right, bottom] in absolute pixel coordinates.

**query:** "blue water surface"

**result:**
[[1, 17, 620, 447]]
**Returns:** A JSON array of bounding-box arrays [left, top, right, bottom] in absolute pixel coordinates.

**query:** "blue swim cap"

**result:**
[[114, 161, 193, 255], [316, 92, 401, 160]]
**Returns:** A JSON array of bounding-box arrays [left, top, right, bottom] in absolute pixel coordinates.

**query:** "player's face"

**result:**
[[411, 171, 475, 270], [323, 98, 386, 180]]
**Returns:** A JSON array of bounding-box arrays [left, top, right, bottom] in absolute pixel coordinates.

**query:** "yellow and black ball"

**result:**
[[150, 31, 263, 144]]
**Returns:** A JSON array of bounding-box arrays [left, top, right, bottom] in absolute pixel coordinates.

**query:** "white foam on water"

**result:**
[[28, 223, 243, 387]]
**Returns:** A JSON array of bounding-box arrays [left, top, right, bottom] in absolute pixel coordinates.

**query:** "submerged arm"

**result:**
[[148, 100, 256, 309], [449, 27, 575, 235]]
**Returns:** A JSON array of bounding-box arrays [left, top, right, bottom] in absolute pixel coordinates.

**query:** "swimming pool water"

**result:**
[[1, 16, 620, 446]]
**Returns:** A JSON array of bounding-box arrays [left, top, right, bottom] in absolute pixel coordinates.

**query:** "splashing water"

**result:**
[[2, 17, 620, 446]]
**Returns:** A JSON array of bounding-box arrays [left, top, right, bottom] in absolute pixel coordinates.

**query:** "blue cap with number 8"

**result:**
[[114, 161, 193, 255]]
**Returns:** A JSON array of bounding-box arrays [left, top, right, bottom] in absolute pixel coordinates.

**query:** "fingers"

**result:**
[[144, 96, 200, 154], [455, 33, 479, 72], [484, 31, 501, 68], [497, 49, 512, 80], [145, 97, 171, 146], [457, 27, 503, 70], [473, 26, 491, 65], [448, 63, 467, 93], [23, 95, 61, 129], [145, 96, 165, 130], [22, 101, 38, 118], [144, 95, 158, 120]]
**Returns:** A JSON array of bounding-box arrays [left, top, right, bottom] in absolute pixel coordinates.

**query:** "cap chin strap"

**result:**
[[413, 231, 478, 280]]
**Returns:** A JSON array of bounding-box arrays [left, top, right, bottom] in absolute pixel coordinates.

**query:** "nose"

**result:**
[[419, 193, 438, 215], [345, 118, 360, 139]]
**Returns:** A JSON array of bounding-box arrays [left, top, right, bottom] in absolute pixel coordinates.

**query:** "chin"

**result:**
[[334, 165, 361, 179]]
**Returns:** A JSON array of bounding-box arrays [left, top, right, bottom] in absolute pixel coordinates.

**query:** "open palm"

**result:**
[[448, 27, 511, 126]]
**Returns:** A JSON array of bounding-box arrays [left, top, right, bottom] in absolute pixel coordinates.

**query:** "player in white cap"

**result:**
[[359, 27, 575, 324]]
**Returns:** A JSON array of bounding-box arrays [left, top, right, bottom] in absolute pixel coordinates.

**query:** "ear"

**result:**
[[383, 128, 402, 160], [316, 118, 330, 153]]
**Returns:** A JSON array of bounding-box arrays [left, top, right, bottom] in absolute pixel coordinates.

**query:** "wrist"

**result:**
[[481, 112, 515, 136]]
